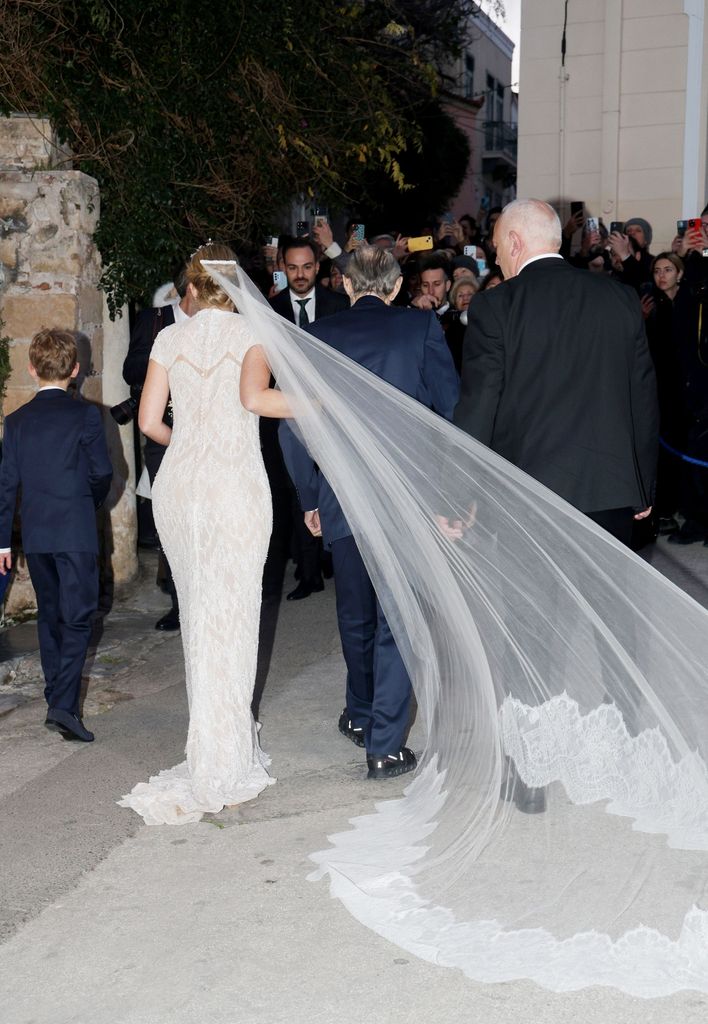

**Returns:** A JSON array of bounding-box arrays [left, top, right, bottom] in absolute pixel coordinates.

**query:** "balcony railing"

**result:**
[[483, 120, 518, 161]]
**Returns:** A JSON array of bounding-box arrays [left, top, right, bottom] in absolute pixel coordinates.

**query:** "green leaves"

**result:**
[[1, 0, 474, 306]]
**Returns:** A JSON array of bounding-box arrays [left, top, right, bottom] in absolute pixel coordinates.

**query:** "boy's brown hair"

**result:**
[[29, 328, 78, 382]]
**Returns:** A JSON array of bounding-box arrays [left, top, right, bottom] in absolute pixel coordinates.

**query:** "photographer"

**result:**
[[121, 263, 195, 630], [609, 216, 654, 291]]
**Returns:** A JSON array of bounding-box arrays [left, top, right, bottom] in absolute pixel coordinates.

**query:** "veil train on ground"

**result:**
[[205, 261, 708, 997]]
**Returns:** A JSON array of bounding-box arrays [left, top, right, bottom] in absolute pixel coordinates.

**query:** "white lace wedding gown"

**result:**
[[119, 307, 275, 825]]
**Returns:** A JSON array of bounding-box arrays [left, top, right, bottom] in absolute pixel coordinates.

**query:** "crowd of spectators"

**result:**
[[250, 200, 708, 550]]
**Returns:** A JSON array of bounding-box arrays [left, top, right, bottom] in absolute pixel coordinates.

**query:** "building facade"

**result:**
[[517, 0, 708, 250], [444, 7, 518, 221]]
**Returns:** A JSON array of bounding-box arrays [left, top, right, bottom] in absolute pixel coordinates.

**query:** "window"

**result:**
[[464, 54, 475, 99]]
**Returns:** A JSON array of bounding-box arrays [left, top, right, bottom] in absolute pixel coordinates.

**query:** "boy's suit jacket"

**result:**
[[0, 390, 113, 554]]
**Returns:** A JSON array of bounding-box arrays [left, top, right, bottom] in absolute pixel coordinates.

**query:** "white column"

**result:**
[[600, 0, 623, 221], [101, 296, 138, 585]]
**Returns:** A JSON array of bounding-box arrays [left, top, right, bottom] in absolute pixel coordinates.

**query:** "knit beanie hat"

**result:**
[[624, 217, 653, 247]]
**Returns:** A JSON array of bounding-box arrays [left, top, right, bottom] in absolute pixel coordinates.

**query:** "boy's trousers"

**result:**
[[26, 552, 98, 715]]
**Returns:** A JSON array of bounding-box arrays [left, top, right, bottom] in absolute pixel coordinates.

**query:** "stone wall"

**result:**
[[0, 115, 137, 614]]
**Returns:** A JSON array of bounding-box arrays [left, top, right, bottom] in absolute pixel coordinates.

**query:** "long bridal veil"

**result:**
[[204, 261, 708, 997]]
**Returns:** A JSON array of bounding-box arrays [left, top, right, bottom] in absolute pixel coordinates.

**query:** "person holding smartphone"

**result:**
[[608, 216, 654, 291]]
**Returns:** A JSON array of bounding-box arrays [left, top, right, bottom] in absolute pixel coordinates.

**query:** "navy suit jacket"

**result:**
[[279, 296, 460, 546], [0, 390, 113, 554]]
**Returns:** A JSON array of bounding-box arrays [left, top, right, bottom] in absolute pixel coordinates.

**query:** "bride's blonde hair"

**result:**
[[186, 242, 237, 310]]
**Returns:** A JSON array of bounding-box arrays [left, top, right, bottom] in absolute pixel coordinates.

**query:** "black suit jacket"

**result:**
[[454, 257, 659, 514], [0, 390, 112, 554], [269, 283, 349, 325], [123, 304, 176, 388]]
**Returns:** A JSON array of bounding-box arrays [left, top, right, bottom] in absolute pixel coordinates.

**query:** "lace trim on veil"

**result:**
[[202, 260, 708, 998]]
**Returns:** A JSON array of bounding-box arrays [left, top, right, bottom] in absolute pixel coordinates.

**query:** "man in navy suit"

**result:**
[[279, 246, 459, 779], [0, 328, 112, 742], [268, 236, 349, 601]]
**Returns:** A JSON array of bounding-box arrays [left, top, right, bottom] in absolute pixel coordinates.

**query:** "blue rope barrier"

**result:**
[[659, 436, 708, 468]]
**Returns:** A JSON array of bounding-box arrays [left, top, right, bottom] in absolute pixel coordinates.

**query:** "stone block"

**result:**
[[59, 175, 100, 234], [1, 291, 78, 341], [0, 116, 71, 172], [8, 341, 33, 388], [2, 387, 34, 418], [77, 285, 104, 327]]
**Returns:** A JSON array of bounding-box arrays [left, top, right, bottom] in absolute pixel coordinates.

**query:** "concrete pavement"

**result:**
[[1, 542, 708, 1023]]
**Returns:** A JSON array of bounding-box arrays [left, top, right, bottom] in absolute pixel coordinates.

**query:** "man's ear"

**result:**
[[70, 363, 80, 380], [343, 276, 355, 300], [28, 363, 39, 382], [388, 276, 403, 303], [508, 230, 522, 256]]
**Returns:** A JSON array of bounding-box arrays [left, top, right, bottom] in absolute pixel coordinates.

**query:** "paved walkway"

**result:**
[[0, 542, 707, 1023]]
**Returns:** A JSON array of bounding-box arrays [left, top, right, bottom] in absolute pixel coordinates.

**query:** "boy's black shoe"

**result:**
[[45, 708, 94, 742], [367, 747, 416, 780]]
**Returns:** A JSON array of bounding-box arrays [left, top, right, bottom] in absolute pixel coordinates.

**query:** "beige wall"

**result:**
[[517, 0, 707, 251]]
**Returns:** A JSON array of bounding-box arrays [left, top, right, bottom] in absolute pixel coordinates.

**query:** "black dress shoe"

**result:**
[[500, 757, 546, 814], [338, 709, 365, 747], [286, 579, 324, 601], [667, 522, 706, 545], [367, 747, 417, 780], [155, 607, 180, 630], [45, 709, 94, 742], [657, 516, 679, 536]]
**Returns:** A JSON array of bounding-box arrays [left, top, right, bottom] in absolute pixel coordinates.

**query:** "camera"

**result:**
[[110, 386, 142, 425], [109, 389, 142, 425]]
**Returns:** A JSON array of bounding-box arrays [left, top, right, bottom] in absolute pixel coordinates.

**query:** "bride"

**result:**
[[123, 249, 708, 997], [119, 243, 290, 825]]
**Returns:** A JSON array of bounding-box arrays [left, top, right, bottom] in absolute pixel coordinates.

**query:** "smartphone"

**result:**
[[272, 270, 287, 293], [677, 219, 701, 237], [476, 257, 488, 277], [639, 282, 654, 298], [585, 217, 599, 233], [313, 207, 328, 228], [269, 236, 279, 248], [463, 245, 475, 257], [570, 201, 584, 219], [352, 224, 365, 242], [408, 235, 433, 252], [296, 220, 310, 236], [610, 221, 624, 235]]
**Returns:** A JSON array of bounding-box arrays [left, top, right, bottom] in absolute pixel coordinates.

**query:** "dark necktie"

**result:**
[[296, 298, 310, 327]]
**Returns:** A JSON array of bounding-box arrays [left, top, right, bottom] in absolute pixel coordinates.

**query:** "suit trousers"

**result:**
[[26, 551, 98, 715], [331, 535, 411, 756], [143, 438, 178, 605]]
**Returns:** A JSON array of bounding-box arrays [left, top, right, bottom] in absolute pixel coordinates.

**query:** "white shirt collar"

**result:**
[[518, 253, 564, 273], [172, 301, 189, 323], [39, 385, 66, 392], [290, 288, 316, 321]]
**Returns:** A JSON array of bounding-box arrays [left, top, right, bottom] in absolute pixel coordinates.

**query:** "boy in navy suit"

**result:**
[[0, 328, 112, 741]]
